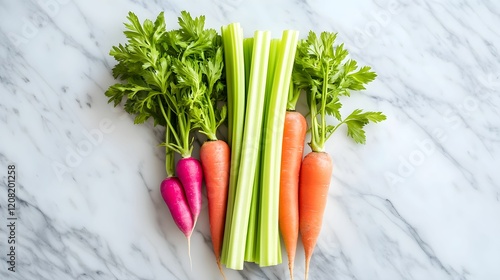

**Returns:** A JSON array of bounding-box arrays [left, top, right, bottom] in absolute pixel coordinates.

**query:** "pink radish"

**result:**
[[176, 157, 203, 226], [160, 177, 194, 264]]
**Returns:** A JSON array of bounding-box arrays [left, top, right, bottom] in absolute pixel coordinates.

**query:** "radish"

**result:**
[[176, 157, 203, 226], [160, 176, 194, 264]]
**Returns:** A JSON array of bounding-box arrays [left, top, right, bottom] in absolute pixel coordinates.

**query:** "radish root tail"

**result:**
[[187, 235, 192, 270], [192, 218, 198, 232]]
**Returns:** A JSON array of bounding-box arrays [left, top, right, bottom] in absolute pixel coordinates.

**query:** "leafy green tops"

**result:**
[[105, 11, 226, 158], [292, 31, 386, 150]]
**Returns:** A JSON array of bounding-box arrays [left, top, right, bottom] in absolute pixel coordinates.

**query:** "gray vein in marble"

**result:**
[[395, 104, 477, 186]]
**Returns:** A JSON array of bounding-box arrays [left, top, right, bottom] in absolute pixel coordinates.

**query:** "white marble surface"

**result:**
[[1, 0, 500, 279]]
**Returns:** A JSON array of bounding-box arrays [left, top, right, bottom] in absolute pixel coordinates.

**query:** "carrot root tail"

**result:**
[[217, 259, 226, 280], [288, 259, 294, 280], [305, 257, 310, 280]]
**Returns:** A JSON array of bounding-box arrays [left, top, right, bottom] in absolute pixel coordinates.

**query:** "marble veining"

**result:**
[[1, 0, 500, 279]]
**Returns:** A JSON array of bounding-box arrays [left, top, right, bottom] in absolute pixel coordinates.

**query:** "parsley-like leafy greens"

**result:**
[[292, 31, 386, 149], [105, 11, 226, 164]]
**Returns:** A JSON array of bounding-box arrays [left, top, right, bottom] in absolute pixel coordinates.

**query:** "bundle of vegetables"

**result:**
[[104, 11, 229, 272], [104, 10, 386, 280]]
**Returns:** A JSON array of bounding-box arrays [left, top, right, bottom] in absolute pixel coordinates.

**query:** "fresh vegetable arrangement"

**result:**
[[105, 10, 385, 280]]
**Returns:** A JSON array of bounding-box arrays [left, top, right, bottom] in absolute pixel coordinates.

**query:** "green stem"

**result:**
[[160, 95, 192, 157], [158, 96, 175, 177], [309, 90, 322, 152], [330, 121, 344, 138], [159, 96, 181, 148], [205, 84, 218, 140], [165, 128, 175, 177], [178, 110, 192, 158], [320, 66, 329, 149], [286, 81, 300, 111]]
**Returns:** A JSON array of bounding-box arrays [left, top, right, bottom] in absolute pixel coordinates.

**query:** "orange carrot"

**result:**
[[299, 151, 333, 280], [293, 30, 384, 280], [279, 111, 307, 280], [200, 140, 230, 278]]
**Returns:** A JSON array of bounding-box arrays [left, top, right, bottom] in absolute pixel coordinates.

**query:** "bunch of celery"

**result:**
[[220, 23, 299, 269]]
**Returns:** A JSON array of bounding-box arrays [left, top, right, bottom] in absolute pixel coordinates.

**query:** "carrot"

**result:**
[[292, 31, 385, 279], [299, 151, 333, 280], [279, 110, 307, 280], [200, 140, 230, 278]]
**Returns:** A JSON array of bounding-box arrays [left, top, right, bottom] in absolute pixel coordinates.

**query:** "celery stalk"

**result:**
[[258, 30, 299, 266], [243, 38, 254, 96], [224, 30, 271, 270], [255, 38, 279, 264], [244, 37, 258, 263], [243, 38, 280, 264], [221, 23, 246, 264], [244, 151, 260, 262]]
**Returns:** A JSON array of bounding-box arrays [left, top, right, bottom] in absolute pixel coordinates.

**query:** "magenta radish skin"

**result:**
[[160, 177, 194, 237], [176, 157, 203, 224]]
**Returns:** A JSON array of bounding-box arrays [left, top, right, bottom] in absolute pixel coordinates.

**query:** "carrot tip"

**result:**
[[216, 259, 226, 280], [305, 258, 310, 280], [288, 260, 294, 280]]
